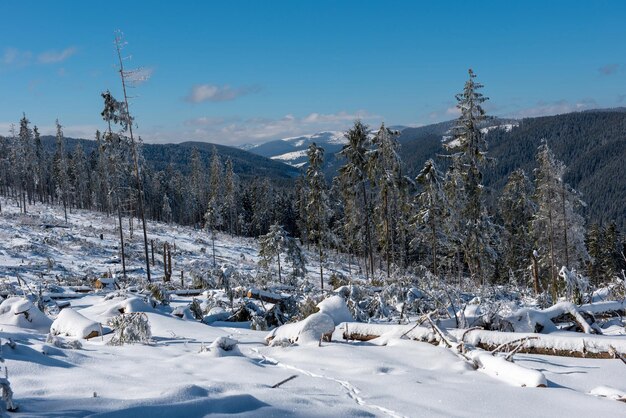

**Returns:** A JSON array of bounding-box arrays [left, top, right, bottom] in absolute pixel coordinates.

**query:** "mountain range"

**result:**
[[29, 108, 626, 230], [243, 110, 625, 230]]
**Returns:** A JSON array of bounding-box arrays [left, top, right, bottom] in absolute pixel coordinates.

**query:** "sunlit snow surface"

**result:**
[[0, 198, 624, 417]]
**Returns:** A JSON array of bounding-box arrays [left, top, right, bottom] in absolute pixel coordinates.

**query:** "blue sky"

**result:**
[[1, 1, 625, 145]]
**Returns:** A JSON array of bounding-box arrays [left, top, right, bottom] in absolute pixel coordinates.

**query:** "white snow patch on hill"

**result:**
[[0, 198, 625, 417]]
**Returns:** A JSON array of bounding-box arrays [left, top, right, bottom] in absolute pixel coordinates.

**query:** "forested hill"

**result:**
[[38, 136, 300, 181], [397, 110, 626, 230]]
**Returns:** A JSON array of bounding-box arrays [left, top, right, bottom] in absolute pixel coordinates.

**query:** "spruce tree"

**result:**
[[445, 69, 498, 285], [305, 143, 331, 291], [368, 123, 404, 276], [498, 168, 536, 286], [258, 223, 306, 283], [338, 120, 375, 278], [531, 141, 588, 300], [412, 159, 448, 277], [223, 158, 238, 235], [53, 120, 71, 222]]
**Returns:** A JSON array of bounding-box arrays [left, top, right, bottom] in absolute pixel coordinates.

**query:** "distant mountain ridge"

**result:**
[[38, 136, 300, 181], [24, 108, 626, 230], [244, 131, 346, 168]]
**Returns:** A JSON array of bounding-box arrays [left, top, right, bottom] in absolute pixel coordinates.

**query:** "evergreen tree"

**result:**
[[223, 158, 238, 235], [306, 143, 331, 291], [412, 159, 448, 277], [162, 193, 172, 223], [53, 120, 71, 222], [498, 168, 536, 286], [368, 123, 408, 275], [531, 141, 588, 300], [33, 126, 45, 204], [445, 69, 498, 284], [188, 148, 206, 225], [17, 114, 35, 211], [585, 223, 602, 287], [338, 120, 375, 278], [71, 143, 90, 209], [258, 223, 306, 283]]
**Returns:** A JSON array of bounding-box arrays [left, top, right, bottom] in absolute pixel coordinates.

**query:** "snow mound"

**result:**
[[203, 336, 241, 357], [468, 350, 547, 388], [0, 297, 52, 332], [81, 296, 154, 321], [172, 306, 195, 320], [266, 312, 335, 345], [51, 308, 101, 339], [589, 385, 626, 401], [317, 295, 353, 325], [203, 307, 230, 324]]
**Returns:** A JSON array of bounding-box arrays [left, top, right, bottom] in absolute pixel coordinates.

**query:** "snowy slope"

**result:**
[[0, 199, 625, 416]]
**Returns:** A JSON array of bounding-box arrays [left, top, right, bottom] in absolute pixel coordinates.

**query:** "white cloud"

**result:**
[[1, 48, 33, 67], [0, 122, 98, 139], [185, 84, 260, 103], [148, 110, 381, 145], [38, 47, 77, 64]]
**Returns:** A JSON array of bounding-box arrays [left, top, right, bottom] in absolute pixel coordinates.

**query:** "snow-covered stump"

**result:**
[[589, 386, 626, 403], [317, 295, 353, 326], [265, 312, 335, 346], [200, 337, 242, 357], [50, 308, 101, 339]]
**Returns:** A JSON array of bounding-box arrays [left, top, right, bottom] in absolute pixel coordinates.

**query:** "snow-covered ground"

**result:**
[[0, 198, 625, 417]]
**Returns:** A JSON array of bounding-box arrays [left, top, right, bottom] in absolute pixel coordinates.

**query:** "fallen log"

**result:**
[[506, 302, 598, 334], [341, 322, 626, 358], [247, 288, 287, 305]]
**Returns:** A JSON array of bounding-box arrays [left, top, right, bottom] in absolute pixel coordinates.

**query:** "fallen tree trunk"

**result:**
[[506, 302, 598, 334], [247, 288, 287, 305], [341, 322, 626, 358]]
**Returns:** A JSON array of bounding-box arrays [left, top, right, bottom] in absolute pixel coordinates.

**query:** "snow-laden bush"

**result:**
[[145, 283, 170, 306], [46, 334, 83, 349], [0, 338, 16, 412], [107, 313, 151, 345], [559, 267, 589, 304]]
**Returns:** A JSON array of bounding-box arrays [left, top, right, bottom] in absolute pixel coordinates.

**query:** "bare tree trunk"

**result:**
[[319, 241, 324, 292], [117, 195, 126, 279], [548, 205, 557, 301], [115, 35, 151, 282], [212, 228, 217, 267], [561, 183, 569, 267], [277, 252, 282, 283], [431, 216, 438, 277], [532, 252, 540, 295], [361, 182, 374, 279]]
